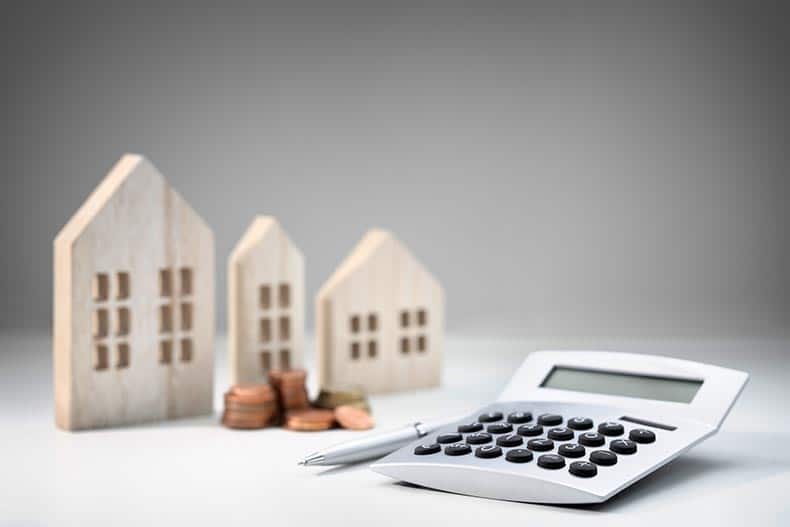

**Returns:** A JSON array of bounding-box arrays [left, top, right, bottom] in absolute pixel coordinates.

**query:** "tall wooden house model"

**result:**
[[228, 216, 304, 384], [316, 229, 444, 394], [54, 154, 215, 430]]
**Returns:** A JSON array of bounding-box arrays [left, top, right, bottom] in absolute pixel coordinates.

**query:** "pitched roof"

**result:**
[[229, 216, 301, 263], [54, 154, 211, 248], [317, 229, 439, 298]]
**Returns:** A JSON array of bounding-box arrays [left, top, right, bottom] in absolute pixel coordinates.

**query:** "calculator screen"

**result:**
[[540, 366, 703, 403]]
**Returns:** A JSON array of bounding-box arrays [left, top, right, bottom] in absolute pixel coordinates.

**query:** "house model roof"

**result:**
[[317, 229, 440, 298], [54, 154, 210, 248], [229, 216, 302, 262]]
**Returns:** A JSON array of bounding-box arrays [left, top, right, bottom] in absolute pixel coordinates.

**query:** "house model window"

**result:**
[[258, 282, 293, 375], [92, 271, 132, 371], [397, 307, 429, 355], [158, 267, 194, 364], [349, 312, 379, 360]]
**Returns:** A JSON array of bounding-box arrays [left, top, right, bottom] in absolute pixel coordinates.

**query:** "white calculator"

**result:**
[[371, 351, 748, 504]]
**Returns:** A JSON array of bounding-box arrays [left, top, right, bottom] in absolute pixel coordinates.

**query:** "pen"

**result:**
[[298, 418, 455, 466]]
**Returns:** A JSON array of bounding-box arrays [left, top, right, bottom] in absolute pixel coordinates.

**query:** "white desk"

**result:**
[[2, 334, 788, 526]]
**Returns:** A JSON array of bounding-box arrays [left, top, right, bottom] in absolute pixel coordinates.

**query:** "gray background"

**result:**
[[2, 1, 788, 337]]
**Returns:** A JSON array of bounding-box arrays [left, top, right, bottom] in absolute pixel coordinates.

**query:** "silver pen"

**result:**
[[299, 418, 456, 466]]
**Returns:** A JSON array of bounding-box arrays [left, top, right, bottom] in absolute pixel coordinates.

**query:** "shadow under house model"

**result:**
[[316, 229, 444, 394], [53, 154, 215, 431], [228, 216, 305, 384]]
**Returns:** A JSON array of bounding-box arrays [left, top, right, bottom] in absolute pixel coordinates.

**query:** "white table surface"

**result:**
[[2, 333, 789, 526]]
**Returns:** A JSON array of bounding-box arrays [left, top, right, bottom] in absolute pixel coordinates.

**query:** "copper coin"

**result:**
[[285, 408, 335, 431], [227, 384, 275, 404], [334, 405, 375, 431], [225, 394, 277, 412], [221, 413, 270, 429]]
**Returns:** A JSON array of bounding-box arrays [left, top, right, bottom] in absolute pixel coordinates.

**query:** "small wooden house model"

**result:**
[[54, 154, 215, 430], [316, 229, 444, 394], [228, 217, 305, 384]]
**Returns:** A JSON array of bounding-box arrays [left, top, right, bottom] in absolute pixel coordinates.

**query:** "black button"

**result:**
[[436, 433, 463, 444], [547, 427, 574, 441], [538, 413, 563, 426], [465, 432, 493, 445], [598, 421, 625, 436], [537, 454, 566, 469], [486, 423, 514, 434], [517, 424, 544, 437], [578, 432, 605, 447], [444, 443, 472, 456], [414, 443, 441, 455], [505, 448, 534, 463], [567, 417, 593, 430], [475, 445, 503, 458], [507, 411, 532, 424], [496, 434, 523, 447], [589, 450, 618, 466], [527, 438, 554, 451], [610, 439, 637, 455], [558, 443, 586, 458], [629, 429, 656, 444], [457, 422, 483, 434], [569, 460, 598, 478], [478, 412, 503, 423]]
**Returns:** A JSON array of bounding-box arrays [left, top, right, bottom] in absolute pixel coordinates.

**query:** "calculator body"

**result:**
[[371, 351, 748, 504]]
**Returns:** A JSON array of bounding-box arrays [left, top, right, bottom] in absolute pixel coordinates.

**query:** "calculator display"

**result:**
[[540, 366, 702, 403]]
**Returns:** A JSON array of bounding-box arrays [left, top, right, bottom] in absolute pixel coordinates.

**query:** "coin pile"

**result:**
[[222, 384, 278, 429], [221, 370, 375, 432], [284, 408, 336, 431], [313, 386, 371, 414], [269, 369, 311, 413]]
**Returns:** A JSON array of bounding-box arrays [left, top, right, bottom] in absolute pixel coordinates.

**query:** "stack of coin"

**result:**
[[313, 386, 371, 414], [222, 384, 278, 429], [334, 404, 375, 431], [269, 369, 310, 412], [284, 408, 336, 431]]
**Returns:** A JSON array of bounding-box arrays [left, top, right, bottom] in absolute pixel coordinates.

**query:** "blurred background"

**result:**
[[2, 1, 788, 338]]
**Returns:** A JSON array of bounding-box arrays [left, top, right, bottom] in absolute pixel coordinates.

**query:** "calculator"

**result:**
[[371, 351, 748, 504]]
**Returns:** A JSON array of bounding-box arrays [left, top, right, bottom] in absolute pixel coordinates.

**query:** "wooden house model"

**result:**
[[228, 216, 305, 384], [54, 154, 215, 430], [316, 229, 444, 394]]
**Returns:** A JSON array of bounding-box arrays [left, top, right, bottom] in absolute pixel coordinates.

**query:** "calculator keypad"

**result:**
[[505, 448, 533, 463], [496, 434, 524, 447], [558, 443, 586, 458], [538, 414, 563, 426], [569, 460, 598, 478], [466, 432, 493, 444], [517, 424, 543, 436], [457, 422, 483, 433], [578, 432, 605, 447], [547, 427, 574, 441], [478, 412, 503, 423], [598, 421, 625, 436], [414, 443, 441, 455], [445, 443, 472, 456], [537, 454, 566, 469], [420, 409, 658, 481], [567, 417, 594, 430], [507, 411, 532, 424], [475, 445, 503, 458], [629, 429, 656, 444], [487, 423, 514, 434], [610, 439, 637, 455]]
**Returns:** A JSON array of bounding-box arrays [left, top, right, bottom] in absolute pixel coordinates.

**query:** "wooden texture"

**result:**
[[53, 154, 215, 430], [228, 217, 305, 384], [316, 229, 444, 394]]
